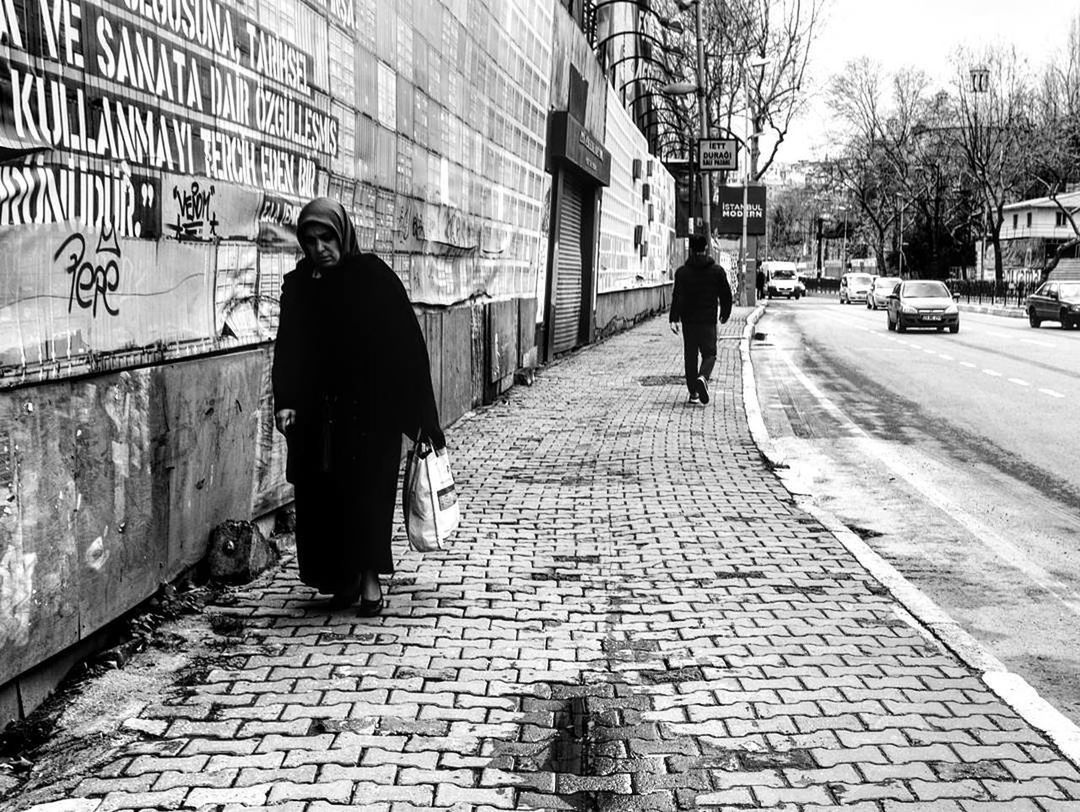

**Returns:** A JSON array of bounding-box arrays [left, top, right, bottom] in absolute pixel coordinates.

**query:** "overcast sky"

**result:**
[[780, 0, 1079, 162]]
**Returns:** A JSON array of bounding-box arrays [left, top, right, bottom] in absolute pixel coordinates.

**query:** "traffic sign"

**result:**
[[698, 138, 738, 171]]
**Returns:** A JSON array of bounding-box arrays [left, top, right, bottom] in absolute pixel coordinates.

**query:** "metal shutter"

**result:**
[[552, 174, 585, 354]]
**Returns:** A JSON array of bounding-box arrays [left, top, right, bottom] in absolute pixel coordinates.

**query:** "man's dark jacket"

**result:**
[[670, 254, 733, 324]]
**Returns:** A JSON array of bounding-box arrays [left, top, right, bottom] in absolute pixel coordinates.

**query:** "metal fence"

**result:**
[[948, 279, 1031, 309], [795, 276, 1031, 308]]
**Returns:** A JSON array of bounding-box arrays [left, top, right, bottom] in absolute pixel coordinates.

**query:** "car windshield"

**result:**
[[850, 275, 873, 285], [772, 270, 796, 279], [1058, 282, 1080, 298], [903, 281, 950, 298]]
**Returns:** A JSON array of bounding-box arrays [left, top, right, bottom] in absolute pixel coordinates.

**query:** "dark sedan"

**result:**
[[885, 279, 960, 333], [1027, 280, 1080, 329]]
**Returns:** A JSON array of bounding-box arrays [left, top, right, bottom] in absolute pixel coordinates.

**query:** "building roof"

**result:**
[[1003, 190, 1080, 212]]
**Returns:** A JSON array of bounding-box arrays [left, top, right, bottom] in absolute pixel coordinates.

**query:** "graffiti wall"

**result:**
[[0, 0, 555, 388]]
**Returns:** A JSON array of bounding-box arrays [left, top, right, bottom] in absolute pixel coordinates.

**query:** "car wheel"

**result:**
[[1028, 307, 1041, 328], [1061, 309, 1071, 329], [887, 314, 896, 331], [949, 323, 959, 334], [896, 318, 907, 333]]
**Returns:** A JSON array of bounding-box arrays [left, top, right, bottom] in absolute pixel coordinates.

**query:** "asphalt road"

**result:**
[[751, 294, 1080, 724]]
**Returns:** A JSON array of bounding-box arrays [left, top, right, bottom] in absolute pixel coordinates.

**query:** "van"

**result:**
[[762, 261, 802, 300], [839, 272, 874, 304]]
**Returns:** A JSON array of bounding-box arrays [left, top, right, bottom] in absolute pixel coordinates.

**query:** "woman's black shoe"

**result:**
[[357, 596, 384, 617], [327, 585, 362, 609]]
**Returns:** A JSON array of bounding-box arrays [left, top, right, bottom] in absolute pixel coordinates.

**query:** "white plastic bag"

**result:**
[[402, 439, 460, 552]]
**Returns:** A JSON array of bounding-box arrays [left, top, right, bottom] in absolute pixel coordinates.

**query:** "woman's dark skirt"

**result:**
[[291, 431, 403, 593]]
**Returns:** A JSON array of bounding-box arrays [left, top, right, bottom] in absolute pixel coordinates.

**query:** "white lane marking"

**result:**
[[1008, 378, 1031, 387], [983, 369, 1003, 377], [960, 362, 977, 368], [939, 354, 954, 361], [923, 349, 937, 355], [779, 353, 1080, 618], [1039, 388, 1065, 398]]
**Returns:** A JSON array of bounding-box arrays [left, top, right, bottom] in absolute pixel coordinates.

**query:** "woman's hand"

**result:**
[[275, 409, 297, 434], [427, 426, 446, 450]]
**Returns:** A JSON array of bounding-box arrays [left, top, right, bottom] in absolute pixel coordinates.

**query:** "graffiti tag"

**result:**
[[169, 182, 219, 240], [55, 228, 121, 318]]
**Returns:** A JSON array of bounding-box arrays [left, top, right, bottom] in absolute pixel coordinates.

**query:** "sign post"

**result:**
[[698, 138, 739, 172]]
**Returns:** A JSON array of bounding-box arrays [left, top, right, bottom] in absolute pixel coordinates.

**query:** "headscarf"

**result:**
[[296, 197, 361, 260]]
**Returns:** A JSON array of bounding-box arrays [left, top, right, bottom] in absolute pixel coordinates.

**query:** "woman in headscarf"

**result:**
[[272, 197, 444, 614]]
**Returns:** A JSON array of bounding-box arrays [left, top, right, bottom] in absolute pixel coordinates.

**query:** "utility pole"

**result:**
[[694, 1, 710, 237]]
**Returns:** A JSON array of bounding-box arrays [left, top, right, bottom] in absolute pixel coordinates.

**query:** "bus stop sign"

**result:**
[[698, 138, 738, 171]]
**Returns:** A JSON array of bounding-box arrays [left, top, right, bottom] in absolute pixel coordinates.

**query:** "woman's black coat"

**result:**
[[271, 252, 441, 483]]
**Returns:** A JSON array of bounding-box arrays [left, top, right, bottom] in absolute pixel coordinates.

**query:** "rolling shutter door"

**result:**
[[552, 175, 586, 354]]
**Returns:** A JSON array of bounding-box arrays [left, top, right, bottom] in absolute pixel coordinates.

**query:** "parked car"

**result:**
[[1027, 280, 1080, 329], [867, 276, 901, 310], [885, 279, 960, 333], [762, 261, 802, 299], [839, 273, 874, 304]]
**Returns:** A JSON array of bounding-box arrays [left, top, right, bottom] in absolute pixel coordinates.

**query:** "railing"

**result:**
[[948, 279, 1031, 309], [800, 277, 841, 295]]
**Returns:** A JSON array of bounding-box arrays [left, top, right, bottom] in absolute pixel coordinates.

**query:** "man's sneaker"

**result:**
[[688, 392, 700, 404], [695, 376, 710, 404]]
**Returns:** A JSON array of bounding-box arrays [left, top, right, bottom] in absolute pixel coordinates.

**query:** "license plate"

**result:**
[[922, 314, 942, 321]]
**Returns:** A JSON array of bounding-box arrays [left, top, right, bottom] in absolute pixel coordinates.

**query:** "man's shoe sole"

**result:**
[[695, 378, 710, 404]]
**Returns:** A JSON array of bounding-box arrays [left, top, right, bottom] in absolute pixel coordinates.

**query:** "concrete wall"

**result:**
[[595, 283, 673, 341]]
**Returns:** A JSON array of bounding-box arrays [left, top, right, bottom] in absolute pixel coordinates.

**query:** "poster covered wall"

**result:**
[[0, 0, 556, 388]]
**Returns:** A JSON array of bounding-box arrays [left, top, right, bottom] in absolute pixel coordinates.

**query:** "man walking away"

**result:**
[[669, 234, 733, 405]]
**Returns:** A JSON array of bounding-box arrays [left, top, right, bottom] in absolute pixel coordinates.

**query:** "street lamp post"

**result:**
[[839, 205, 849, 274], [740, 58, 771, 306], [658, 0, 710, 237]]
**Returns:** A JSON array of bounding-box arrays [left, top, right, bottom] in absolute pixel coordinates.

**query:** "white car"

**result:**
[[839, 273, 874, 304], [867, 276, 901, 310]]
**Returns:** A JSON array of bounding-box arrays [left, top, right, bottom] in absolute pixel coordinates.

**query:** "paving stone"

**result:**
[[17, 312, 1080, 812]]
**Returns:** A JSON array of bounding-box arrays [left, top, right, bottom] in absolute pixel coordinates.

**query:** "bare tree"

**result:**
[[643, 0, 827, 180], [949, 46, 1035, 283], [1027, 17, 1080, 280], [705, 0, 828, 180]]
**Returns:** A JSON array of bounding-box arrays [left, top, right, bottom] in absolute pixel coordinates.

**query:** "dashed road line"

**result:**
[[1008, 378, 1031, 387], [983, 369, 1003, 377], [1039, 388, 1065, 398]]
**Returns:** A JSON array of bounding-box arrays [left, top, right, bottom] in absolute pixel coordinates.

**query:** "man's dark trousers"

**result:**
[[681, 321, 717, 394]]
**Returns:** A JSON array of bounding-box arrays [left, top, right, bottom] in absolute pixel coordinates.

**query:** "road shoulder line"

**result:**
[[740, 303, 1080, 768]]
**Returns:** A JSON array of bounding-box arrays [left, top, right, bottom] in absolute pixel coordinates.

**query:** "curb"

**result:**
[[740, 306, 1080, 769]]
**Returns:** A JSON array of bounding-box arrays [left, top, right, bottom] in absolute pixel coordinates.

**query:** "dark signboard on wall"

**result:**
[[548, 111, 611, 186], [715, 185, 766, 236]]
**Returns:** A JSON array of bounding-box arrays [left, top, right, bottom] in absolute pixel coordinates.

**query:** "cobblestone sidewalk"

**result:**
[[16, 310, 1080, 811]]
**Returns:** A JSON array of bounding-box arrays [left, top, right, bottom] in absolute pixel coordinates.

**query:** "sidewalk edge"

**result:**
[[739, 306, 1080, 768]]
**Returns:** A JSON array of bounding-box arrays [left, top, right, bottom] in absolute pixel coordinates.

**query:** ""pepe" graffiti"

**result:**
[[54, 227, 122, 318]]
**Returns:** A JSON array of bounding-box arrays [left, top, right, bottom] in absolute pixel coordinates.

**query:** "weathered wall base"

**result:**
[[595, 283, 673, 341], [0, 297, 538, 722]]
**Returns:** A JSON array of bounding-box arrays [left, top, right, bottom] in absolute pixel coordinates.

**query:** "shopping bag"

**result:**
[[402, 438, 460, 552]]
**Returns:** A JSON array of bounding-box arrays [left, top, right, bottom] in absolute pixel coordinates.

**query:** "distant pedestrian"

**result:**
[[272, 197, 444, 615], [756, 268, 767, 300], [669, 234, 733, 405]]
